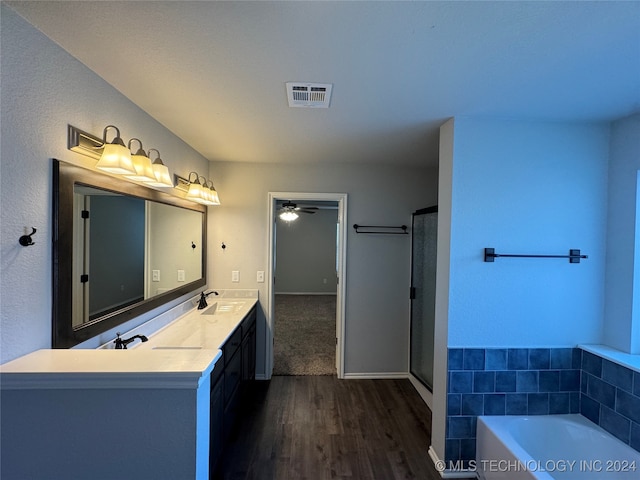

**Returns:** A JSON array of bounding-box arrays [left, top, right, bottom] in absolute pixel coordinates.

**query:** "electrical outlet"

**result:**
[[152, 270, 160, 282], [257, 271, 265, 283], [232, 270, 240, 283], [177, 270, 185, 282]]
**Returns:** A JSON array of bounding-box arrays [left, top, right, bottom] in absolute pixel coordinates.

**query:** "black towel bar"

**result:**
[[484, 248, 588, 263], [353, 224, 408, 235]]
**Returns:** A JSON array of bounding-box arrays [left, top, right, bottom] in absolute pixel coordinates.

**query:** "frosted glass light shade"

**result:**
[[96, 143, 135, 174], [280, 211, 298, 222], [186, 179, 205, 202], [125, 153, 156, 182], [144, 162, 173, 187], [210, 188, 221, 205]]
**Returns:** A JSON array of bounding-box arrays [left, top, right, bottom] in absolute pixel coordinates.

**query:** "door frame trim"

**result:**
[[265, 192, 348, 379]]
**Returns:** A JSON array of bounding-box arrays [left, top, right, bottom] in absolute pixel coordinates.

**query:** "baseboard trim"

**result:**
[[428, 446, 478, 479], [342, 372, 409, 380]]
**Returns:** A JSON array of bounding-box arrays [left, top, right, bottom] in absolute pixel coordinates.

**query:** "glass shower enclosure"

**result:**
[[410, 206, 438, 391]]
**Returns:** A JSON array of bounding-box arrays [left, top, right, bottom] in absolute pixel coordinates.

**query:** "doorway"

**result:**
[[266, 192, 347, 379]]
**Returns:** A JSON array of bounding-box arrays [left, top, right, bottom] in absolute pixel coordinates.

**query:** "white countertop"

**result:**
[[137, 297, 257, 351], [0, 294, 258, 390]]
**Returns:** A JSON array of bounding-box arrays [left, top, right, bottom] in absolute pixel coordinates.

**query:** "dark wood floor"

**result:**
[[214, 376, 441, 480]]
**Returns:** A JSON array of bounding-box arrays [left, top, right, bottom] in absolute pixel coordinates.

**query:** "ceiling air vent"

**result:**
[[286, 82, 333, 108]]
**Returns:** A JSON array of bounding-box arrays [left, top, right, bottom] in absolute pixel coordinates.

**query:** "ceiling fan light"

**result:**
[[280, 210, 298, 222]]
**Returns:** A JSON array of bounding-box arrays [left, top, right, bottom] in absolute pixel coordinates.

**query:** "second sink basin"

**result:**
[[152, 346, 202, 350], [202, 300, 246, 315]]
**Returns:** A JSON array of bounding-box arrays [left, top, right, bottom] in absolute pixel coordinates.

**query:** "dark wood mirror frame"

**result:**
[[52, 159, 207, 348]]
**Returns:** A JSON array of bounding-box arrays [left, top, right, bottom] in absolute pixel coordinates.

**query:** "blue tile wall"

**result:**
[[580, 350, 640, 451], [446, 347, 640, 467], [446, 347, 582, 466]]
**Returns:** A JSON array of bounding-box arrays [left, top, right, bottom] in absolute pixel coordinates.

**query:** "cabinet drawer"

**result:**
[[223, 327, 242, 365]]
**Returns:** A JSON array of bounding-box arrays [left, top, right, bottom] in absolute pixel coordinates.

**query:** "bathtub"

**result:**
[[476, 414, 640, 480]]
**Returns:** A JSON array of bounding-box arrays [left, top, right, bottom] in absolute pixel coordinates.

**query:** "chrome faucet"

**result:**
[[114, 333, 148, 349], [197, 290, 219, 310]]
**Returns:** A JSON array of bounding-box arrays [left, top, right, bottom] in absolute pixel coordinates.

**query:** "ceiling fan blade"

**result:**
[[297, 208, 317, 214]]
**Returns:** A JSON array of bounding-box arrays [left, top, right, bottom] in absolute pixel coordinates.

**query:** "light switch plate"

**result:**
[[232, 270, 240, 283], [177, 270, 185, 282], [152, 270, 160, 282], [257, 271, 265, 283]]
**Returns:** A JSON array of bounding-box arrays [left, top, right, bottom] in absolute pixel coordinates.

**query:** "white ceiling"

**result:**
[[6, 1, 640, 167]]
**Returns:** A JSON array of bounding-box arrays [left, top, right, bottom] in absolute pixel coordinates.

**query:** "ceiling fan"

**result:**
[[278, 201, 318, 221]]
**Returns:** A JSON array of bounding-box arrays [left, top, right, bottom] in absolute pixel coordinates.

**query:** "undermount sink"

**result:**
[[152, 346, 202, 350], [201, 300, 246, 315]]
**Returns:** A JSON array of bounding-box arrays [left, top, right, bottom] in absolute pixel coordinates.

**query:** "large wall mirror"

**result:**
[[53, 159, 207, 348]]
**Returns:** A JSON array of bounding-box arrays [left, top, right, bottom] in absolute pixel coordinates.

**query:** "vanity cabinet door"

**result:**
[[223, 328, 242, 365], [209, 377, 224, 478], [224, 348, 242, 405], [242, 322, 256, 383], [223, 352, 241, 441]]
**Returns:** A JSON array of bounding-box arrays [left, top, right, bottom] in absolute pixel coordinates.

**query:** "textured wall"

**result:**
[[0, 6, 209, 363]]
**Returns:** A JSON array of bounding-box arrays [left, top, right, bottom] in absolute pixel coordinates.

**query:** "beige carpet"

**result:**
[[273, 294, 336, 376]]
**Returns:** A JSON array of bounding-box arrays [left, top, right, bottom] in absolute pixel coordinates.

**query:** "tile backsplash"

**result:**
[[580, 350, 640, 450], [445, 347, 640, 466]]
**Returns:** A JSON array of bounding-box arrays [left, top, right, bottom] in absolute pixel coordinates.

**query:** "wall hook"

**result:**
[[192, 241, 197, 250], [221, 242, 226, 250], [19, 227, 37, 247]]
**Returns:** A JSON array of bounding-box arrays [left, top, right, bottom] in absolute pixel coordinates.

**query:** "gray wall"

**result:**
[[1, 6, 439, 377], [0, 6, 210, 363], [207, 161, 438, 376], [275, 208, 338, 294]]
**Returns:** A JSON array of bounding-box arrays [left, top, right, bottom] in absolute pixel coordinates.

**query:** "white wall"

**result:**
[[0, 6, 209, 363], [604, 114, 640, 354], [207, 161, 438, 376]]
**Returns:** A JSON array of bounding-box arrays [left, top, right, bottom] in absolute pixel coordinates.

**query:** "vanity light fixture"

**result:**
[[174, 173, 222, 206], [124, 138, 156, 182], [95, 125, 136, 175], [67, 125, 175, 188], [184, 172, 222, 205], [144, 149, 174, 188], [186, 172, 206, 203]]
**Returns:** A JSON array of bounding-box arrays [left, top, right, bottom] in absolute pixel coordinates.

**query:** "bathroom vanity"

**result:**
[[0, 293, 258, 480]]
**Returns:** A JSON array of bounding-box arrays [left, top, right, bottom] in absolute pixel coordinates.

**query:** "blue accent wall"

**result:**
[[447, 118, 609, 348]]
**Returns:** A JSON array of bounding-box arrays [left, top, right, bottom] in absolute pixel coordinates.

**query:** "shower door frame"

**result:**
[[409, 206, 438, 404]]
